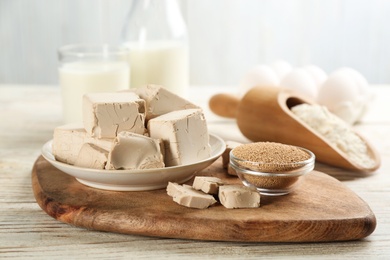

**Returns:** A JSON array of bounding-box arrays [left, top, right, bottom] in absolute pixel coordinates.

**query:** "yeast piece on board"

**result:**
[[222, 140, 242, 174], [219, 185, 260, 209], [192, 176, 223, 195], [167, 182, 217, 209]]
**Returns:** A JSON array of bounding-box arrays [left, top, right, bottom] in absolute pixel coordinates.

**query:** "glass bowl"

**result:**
[[229, 146, 315, 196]]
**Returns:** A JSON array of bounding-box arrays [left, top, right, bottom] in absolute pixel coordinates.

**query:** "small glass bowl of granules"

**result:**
[[230, 142, 315, 196]]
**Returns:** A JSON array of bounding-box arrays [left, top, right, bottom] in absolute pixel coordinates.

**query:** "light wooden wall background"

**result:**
[[1, 0, 390, 87]]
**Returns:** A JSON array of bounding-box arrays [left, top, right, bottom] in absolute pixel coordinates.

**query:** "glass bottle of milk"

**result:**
[[121, 0, 189, 97]]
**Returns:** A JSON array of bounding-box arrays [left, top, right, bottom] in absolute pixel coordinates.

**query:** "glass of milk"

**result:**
[[58, 44, 130, 123], [126, 41, 189, 97], [122, 0, 189, 97]]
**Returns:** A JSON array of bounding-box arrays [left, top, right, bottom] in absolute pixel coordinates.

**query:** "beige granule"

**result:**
[[231, 142, 313, 190], [232, 142, 311, 172]]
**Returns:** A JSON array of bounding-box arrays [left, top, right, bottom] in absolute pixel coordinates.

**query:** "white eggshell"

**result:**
[[317, 71, 362, 124], [303, 65, 327, 89], [279, 68, 318, 99], [318, 71, 360, 106], [333, 67, 372, 121], [270, 60, 292, 80], [329, 101, 358, 125], [239, 65, 279, 95], [335, 67, 369, 95]]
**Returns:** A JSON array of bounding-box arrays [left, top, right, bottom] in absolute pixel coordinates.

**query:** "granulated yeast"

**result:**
[[246, 175, 300, 189], [231, 142, 312, 191], [232, 142, 311, 172]]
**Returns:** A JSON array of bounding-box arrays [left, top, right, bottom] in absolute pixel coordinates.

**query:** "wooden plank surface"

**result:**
[[1, 85, 390, 258], [32, 155, 376, 242]]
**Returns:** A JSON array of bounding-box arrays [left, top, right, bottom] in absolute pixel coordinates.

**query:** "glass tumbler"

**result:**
[[58, 44, 130, 123]]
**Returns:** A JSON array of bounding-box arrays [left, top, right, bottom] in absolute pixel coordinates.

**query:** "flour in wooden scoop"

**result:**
[[291, 103, 376, 169]]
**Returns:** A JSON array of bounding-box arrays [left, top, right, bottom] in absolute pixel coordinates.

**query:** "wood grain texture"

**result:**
[[2, 85, 390, 259], [236, 86, 381, 172], [32, 155, 375, 242], [208, 93, 239, 118]]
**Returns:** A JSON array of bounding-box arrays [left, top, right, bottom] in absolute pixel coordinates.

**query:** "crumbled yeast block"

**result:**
[[83, 92, 146, 139], [222, 141, 242, 174], [52, 123, 113, 165], [74, 143, 109, 169], [131, 85, 199, 121], [167, 182, 217, 209], [219, 185, 260, 209], [227, 164, 237, 176], [148, 109, 211, 167], [105, 131, 164, 170], [192, 176, 224, 195]]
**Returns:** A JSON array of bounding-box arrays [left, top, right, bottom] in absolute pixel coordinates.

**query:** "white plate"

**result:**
[[41, 134, 225, 191]]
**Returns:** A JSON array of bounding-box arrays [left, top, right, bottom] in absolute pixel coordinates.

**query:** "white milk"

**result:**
[[59, 61, 129, 123], [127, 41, 189, 97]]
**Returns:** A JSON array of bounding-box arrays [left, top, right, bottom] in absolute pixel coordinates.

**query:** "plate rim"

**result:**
[[41, 133, 226, 176]]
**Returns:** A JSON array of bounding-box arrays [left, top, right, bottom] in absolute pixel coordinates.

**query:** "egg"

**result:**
[[270, 60, 292, 80], [335, 67, 369, 95], [303, 65, 327, 90], [317, 68, 370, 125], [279, 68, 318, 99], [239, 65, 279, 95]]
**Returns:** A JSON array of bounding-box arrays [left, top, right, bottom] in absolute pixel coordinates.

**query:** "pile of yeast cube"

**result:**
[[52, 85, 211, 170], [167, 176, 261, 209]]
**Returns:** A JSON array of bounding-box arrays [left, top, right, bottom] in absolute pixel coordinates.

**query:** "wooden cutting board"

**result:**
[[32, 155, 376, 242]]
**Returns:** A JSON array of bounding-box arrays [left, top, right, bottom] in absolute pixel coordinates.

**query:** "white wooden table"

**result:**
[[1, 84, 389, 259]]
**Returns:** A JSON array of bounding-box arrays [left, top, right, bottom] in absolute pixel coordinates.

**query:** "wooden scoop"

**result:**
[[209, 86, 381, 172]]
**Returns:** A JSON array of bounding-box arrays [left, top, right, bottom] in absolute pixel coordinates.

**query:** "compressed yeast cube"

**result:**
[[52, 123, 113, 165], [167, 182, 217, 209], [106, 131, 164, 170], [192, 176, 223, 195], [132, 85, 199, 121], [83, 92, 146, 139], [222, 141, 242, 176], [74, 143, 109, 169], [147, 109, 211, 167], [222, 141, 242, 169], [219, 185, 260, 209]]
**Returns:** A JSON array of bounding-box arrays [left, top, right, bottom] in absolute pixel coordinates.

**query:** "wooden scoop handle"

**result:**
[[209, 93, 240, 118]]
